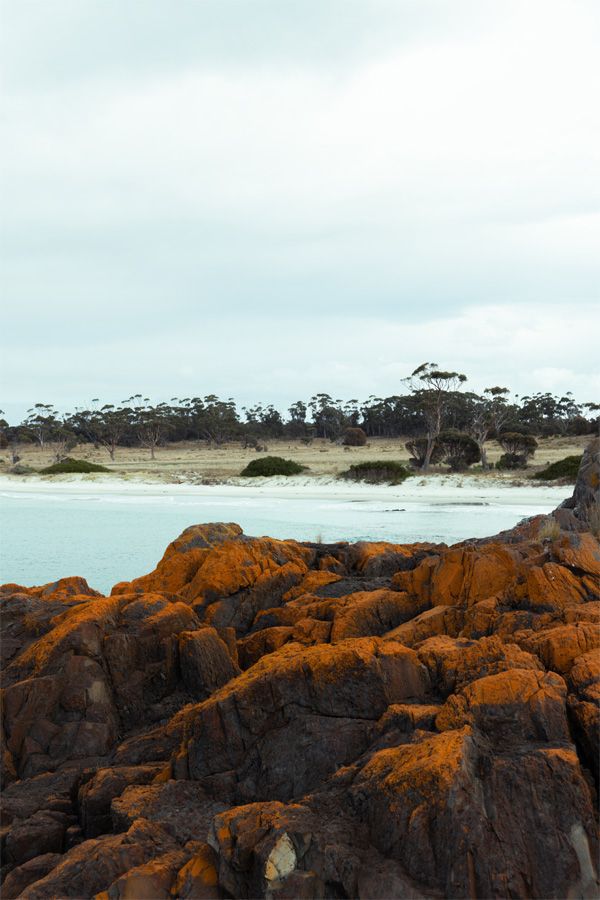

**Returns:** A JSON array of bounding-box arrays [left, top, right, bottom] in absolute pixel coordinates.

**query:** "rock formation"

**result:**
[[1, 472, 599, 897]]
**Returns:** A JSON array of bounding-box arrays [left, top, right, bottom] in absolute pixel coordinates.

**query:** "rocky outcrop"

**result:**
[[556, 436, 600, 530], [1, 504, 599, 898]]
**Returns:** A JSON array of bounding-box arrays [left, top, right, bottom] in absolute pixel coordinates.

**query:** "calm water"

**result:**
[[0, 487, 559, 594]]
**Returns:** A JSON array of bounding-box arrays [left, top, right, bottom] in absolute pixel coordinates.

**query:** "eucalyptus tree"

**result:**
[[123, 396, 173, 459], [404, 363, 467, 470], [468, 387, 511, 469], [24, 404, 60, 450], [308, 394, 344, 440], [70, 401, 131, 461]]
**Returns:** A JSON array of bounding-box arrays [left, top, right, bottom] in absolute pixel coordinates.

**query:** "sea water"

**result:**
[[0, 482, 563, 594]]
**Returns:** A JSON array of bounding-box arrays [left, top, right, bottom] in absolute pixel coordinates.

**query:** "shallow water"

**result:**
[[0, 486, 560, 593]]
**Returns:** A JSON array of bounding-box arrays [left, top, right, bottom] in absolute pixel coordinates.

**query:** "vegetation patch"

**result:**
[[9, 464, 37, 475], [533, 455, 582, 482], [342, 427, 367, 447], [340, 460, 411, 485], [240, 456, 306, 477], [436, 430, 481, 472], [40, 457, 111, 474]]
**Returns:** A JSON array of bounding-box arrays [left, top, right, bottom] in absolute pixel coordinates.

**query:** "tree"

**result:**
[[308, 394, 344, 440], [124, 397, 172, 459], [405, 363, 467, 470], [24, 404, 59, 450], [70, 402, 131, 461], [437, 430, 481, 472], [468, 387, 511, 469], [405, 437, 444, 468], [497, 432, 538, 469]]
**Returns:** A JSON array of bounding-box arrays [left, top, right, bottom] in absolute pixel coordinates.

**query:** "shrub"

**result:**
[[436, 430, 481, 472], [533, 455, 582, 483], [40, 457, 110, 474], [496, 453, 526, 470], [340, 460, 411, 485], [496, 432, 538, 469], [240, 456, 306, 477], [537, 517, 561, 542], [342, 427, 367, 447], [405, 437, 443, 468]]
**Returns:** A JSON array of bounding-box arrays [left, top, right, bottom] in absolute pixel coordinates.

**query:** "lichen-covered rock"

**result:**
[[1, 518, 599, 898]]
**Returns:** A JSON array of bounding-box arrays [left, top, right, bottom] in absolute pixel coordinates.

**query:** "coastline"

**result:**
[[0, 471, 567, 508]]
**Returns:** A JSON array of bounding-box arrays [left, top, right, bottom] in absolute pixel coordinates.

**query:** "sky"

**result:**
[[1, 0, 599, 423]]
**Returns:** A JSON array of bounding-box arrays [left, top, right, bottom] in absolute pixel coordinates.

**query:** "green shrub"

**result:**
[[533, 455, 582, 482], [40, 457, 110, 474], [342, 427, 367, 447], [437, 429, 481, 472], [340, 460, 411, 485], [240, 456, 306, 477], [496, 432, 538, 469], [405, 437, 443, 468]]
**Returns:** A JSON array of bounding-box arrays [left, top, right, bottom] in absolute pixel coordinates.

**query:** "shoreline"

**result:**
[[0, 471, 568, 509]]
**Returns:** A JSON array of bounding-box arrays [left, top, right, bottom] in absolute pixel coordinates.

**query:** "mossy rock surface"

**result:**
[[340, 460, 411, 485], [40, 457, 111, 474], [533, 455, 583, 482], [240, 456, 306, 477]]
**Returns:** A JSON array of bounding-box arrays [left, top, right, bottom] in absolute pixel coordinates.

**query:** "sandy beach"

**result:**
[[0, 470, 568, 508]]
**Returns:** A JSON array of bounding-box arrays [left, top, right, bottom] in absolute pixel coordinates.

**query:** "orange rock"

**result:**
[[172, 844, 220, 898], [436, 668, 569, 746], [282, 570, 341, 602], [522, 623, 600, 674]]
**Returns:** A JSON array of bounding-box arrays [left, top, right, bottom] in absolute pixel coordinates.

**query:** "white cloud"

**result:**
[[1, 0, 599, 417]]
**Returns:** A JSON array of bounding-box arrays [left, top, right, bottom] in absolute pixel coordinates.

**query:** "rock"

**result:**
[[172, 844, 220, 899], [178, 628, 241, 697], [111, 781, 226, 845], [178, 638, 430, 802], [1, 853, 62, 900], [17, 818, 177, 900], [1, 521, 599, 898], [78, 764, 164, 837], [5, 811, 65, 866], [558, 437, 600, 528], [435, 669, 571, 746]]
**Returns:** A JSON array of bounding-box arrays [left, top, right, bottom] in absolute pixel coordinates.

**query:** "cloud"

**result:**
[[1, 0, 599, 419]]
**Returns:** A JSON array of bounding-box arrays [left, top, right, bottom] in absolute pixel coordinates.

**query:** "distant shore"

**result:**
[[0, 434, 588, 486]]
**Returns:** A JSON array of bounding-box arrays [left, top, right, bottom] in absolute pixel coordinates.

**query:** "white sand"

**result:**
[[0, 472, 568, 508]]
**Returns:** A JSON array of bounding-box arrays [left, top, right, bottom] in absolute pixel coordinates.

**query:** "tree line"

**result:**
[[1, 363, 598, 471]]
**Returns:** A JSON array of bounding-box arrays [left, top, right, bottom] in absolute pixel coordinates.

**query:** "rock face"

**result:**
[[1, 491, 599, 897], [557, 436, 600, 530]]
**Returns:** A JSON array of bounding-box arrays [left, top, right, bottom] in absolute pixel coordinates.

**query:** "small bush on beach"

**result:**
[[533, 455, 582, 482], [340, 460, 411, 485], [240, 456, 306, 477], [40, 457, 110, 474]]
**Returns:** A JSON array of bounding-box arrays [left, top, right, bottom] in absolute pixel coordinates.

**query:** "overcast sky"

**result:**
[[1, 0, 599, 422]]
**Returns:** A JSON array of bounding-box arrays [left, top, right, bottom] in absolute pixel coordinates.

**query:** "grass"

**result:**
[[537, 517, 561, 542], [533, 455, 582, 482], [340, 460, 411, 485], [40, 457, 111, 474], [240, 456, 306, 477]]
